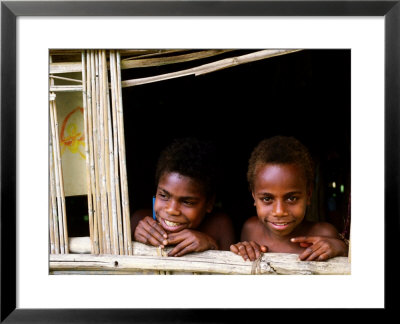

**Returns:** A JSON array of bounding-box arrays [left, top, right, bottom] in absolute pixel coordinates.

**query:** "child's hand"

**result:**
[[164, 229, 218, 257], [230, 241, 268, 261], [291, 236, 348, 261], [134, 216, 168, 248]]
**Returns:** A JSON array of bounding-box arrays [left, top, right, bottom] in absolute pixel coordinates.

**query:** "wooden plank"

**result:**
[[61, 238, 350, 275]]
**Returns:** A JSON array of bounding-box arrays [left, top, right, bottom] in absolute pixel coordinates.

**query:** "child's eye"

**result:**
[[158, 192, 168, 200], [183, 200, 195, 206], [287, 196, 298, 202], [262, 196, 273, 203]]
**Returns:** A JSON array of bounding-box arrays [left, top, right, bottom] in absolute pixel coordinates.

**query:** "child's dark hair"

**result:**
[[155, 137, 218, 200], [247, 136, 314, 190]]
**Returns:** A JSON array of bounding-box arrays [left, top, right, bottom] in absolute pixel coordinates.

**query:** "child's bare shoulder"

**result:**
[[200, 211, 235, 250], [242, 216, 260, 230], [241, 216, 264, 241], [305, 220, 339, 237]]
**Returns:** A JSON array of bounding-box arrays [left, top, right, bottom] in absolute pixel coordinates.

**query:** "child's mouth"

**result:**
[[160, 218, 186, 232], [269, 221, 293, 230], [165, 220, 180, 227]]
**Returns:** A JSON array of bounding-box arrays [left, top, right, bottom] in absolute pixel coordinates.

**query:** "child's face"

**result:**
[[154, 172, 213, 233], [252, 163, 311, 237]]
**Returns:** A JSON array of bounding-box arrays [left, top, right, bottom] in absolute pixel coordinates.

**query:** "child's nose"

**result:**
[[272, 200, 287, 216], [165, 200, 180, 216]]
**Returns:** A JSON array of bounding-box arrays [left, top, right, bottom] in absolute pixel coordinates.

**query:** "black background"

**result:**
[[119, 49, 351, 239]]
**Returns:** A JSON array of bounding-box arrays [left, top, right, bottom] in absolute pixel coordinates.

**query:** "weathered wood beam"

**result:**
[[55, 237, 350, 275]]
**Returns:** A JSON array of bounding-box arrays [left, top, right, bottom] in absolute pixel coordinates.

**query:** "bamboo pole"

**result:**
[[49, 85, 83, 92], [94, 50, 104, 253], [122, 49, 301, 88], [86, 51, 100, 255], [49, 75, 83, 83], [48, 124, 59, 254], [48, 72, 60, 255], [100, 50, 114, 254], [54, 99, 69, 254], [81, 51, 95, 255], [116, 51, 132, 255], [90, 50, 103, 254], [102, 50, 120, 255], [106, 51, 123, 254], [51, 50, 190, 73], [48, 195, 55, 254], [120, 49, 187, 59], [120, 49, 233, 69], [97, 50, 111, 254], [109, 50, 124, 255], [52, 98, 69, 253], [49, 98, 65, 254]]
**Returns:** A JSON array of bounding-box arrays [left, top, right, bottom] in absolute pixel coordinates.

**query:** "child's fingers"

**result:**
[[305, 242, 332, 261], [316, 252, 331, 261], [230, 244, 239, 254], [252, 242, 268, 253], [164, 231, 186, 245], [230, 242, 266, 261], [299, 242, 324, 261], [145, 217, 168, 239], [240, 241, 257, 261], [291, 236, 317, 244], [168, 240, 194, 257], [142, 219, 167, 242], [298, 246, 314, 260], [135, 219, 166, 246], [249, 241, 264, 259], [135, 230, 164, 248], [230, 243, 249, 261]]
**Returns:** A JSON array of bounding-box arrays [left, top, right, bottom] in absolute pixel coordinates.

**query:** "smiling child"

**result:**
[[132, 137, 235, 257], [230, 136, 348, 262]]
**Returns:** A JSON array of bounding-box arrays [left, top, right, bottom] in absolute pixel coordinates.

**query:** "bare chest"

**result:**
[[250, 227, 306, 254]]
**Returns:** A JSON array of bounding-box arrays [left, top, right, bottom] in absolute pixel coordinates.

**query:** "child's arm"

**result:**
[[291, 222, 349, 261], [199, 212, 235, 251]]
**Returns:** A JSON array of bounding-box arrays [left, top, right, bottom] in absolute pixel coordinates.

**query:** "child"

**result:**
[[132, 137, 235, 257], [230, 136, 348, 262]]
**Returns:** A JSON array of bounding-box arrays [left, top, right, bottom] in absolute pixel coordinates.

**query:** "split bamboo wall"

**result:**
[[49, 50, 132, 256]]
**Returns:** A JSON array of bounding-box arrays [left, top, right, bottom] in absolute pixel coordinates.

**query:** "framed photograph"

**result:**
[[1, 0, 398, 322]]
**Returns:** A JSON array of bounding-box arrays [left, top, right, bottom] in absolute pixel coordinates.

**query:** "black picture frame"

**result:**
[[1, 0, 398, 322]]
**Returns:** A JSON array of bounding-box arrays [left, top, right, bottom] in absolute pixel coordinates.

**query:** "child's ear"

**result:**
[[252, 191, 256, 205], [307, 184, 313, 205], [206, 195, 215, 213]]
